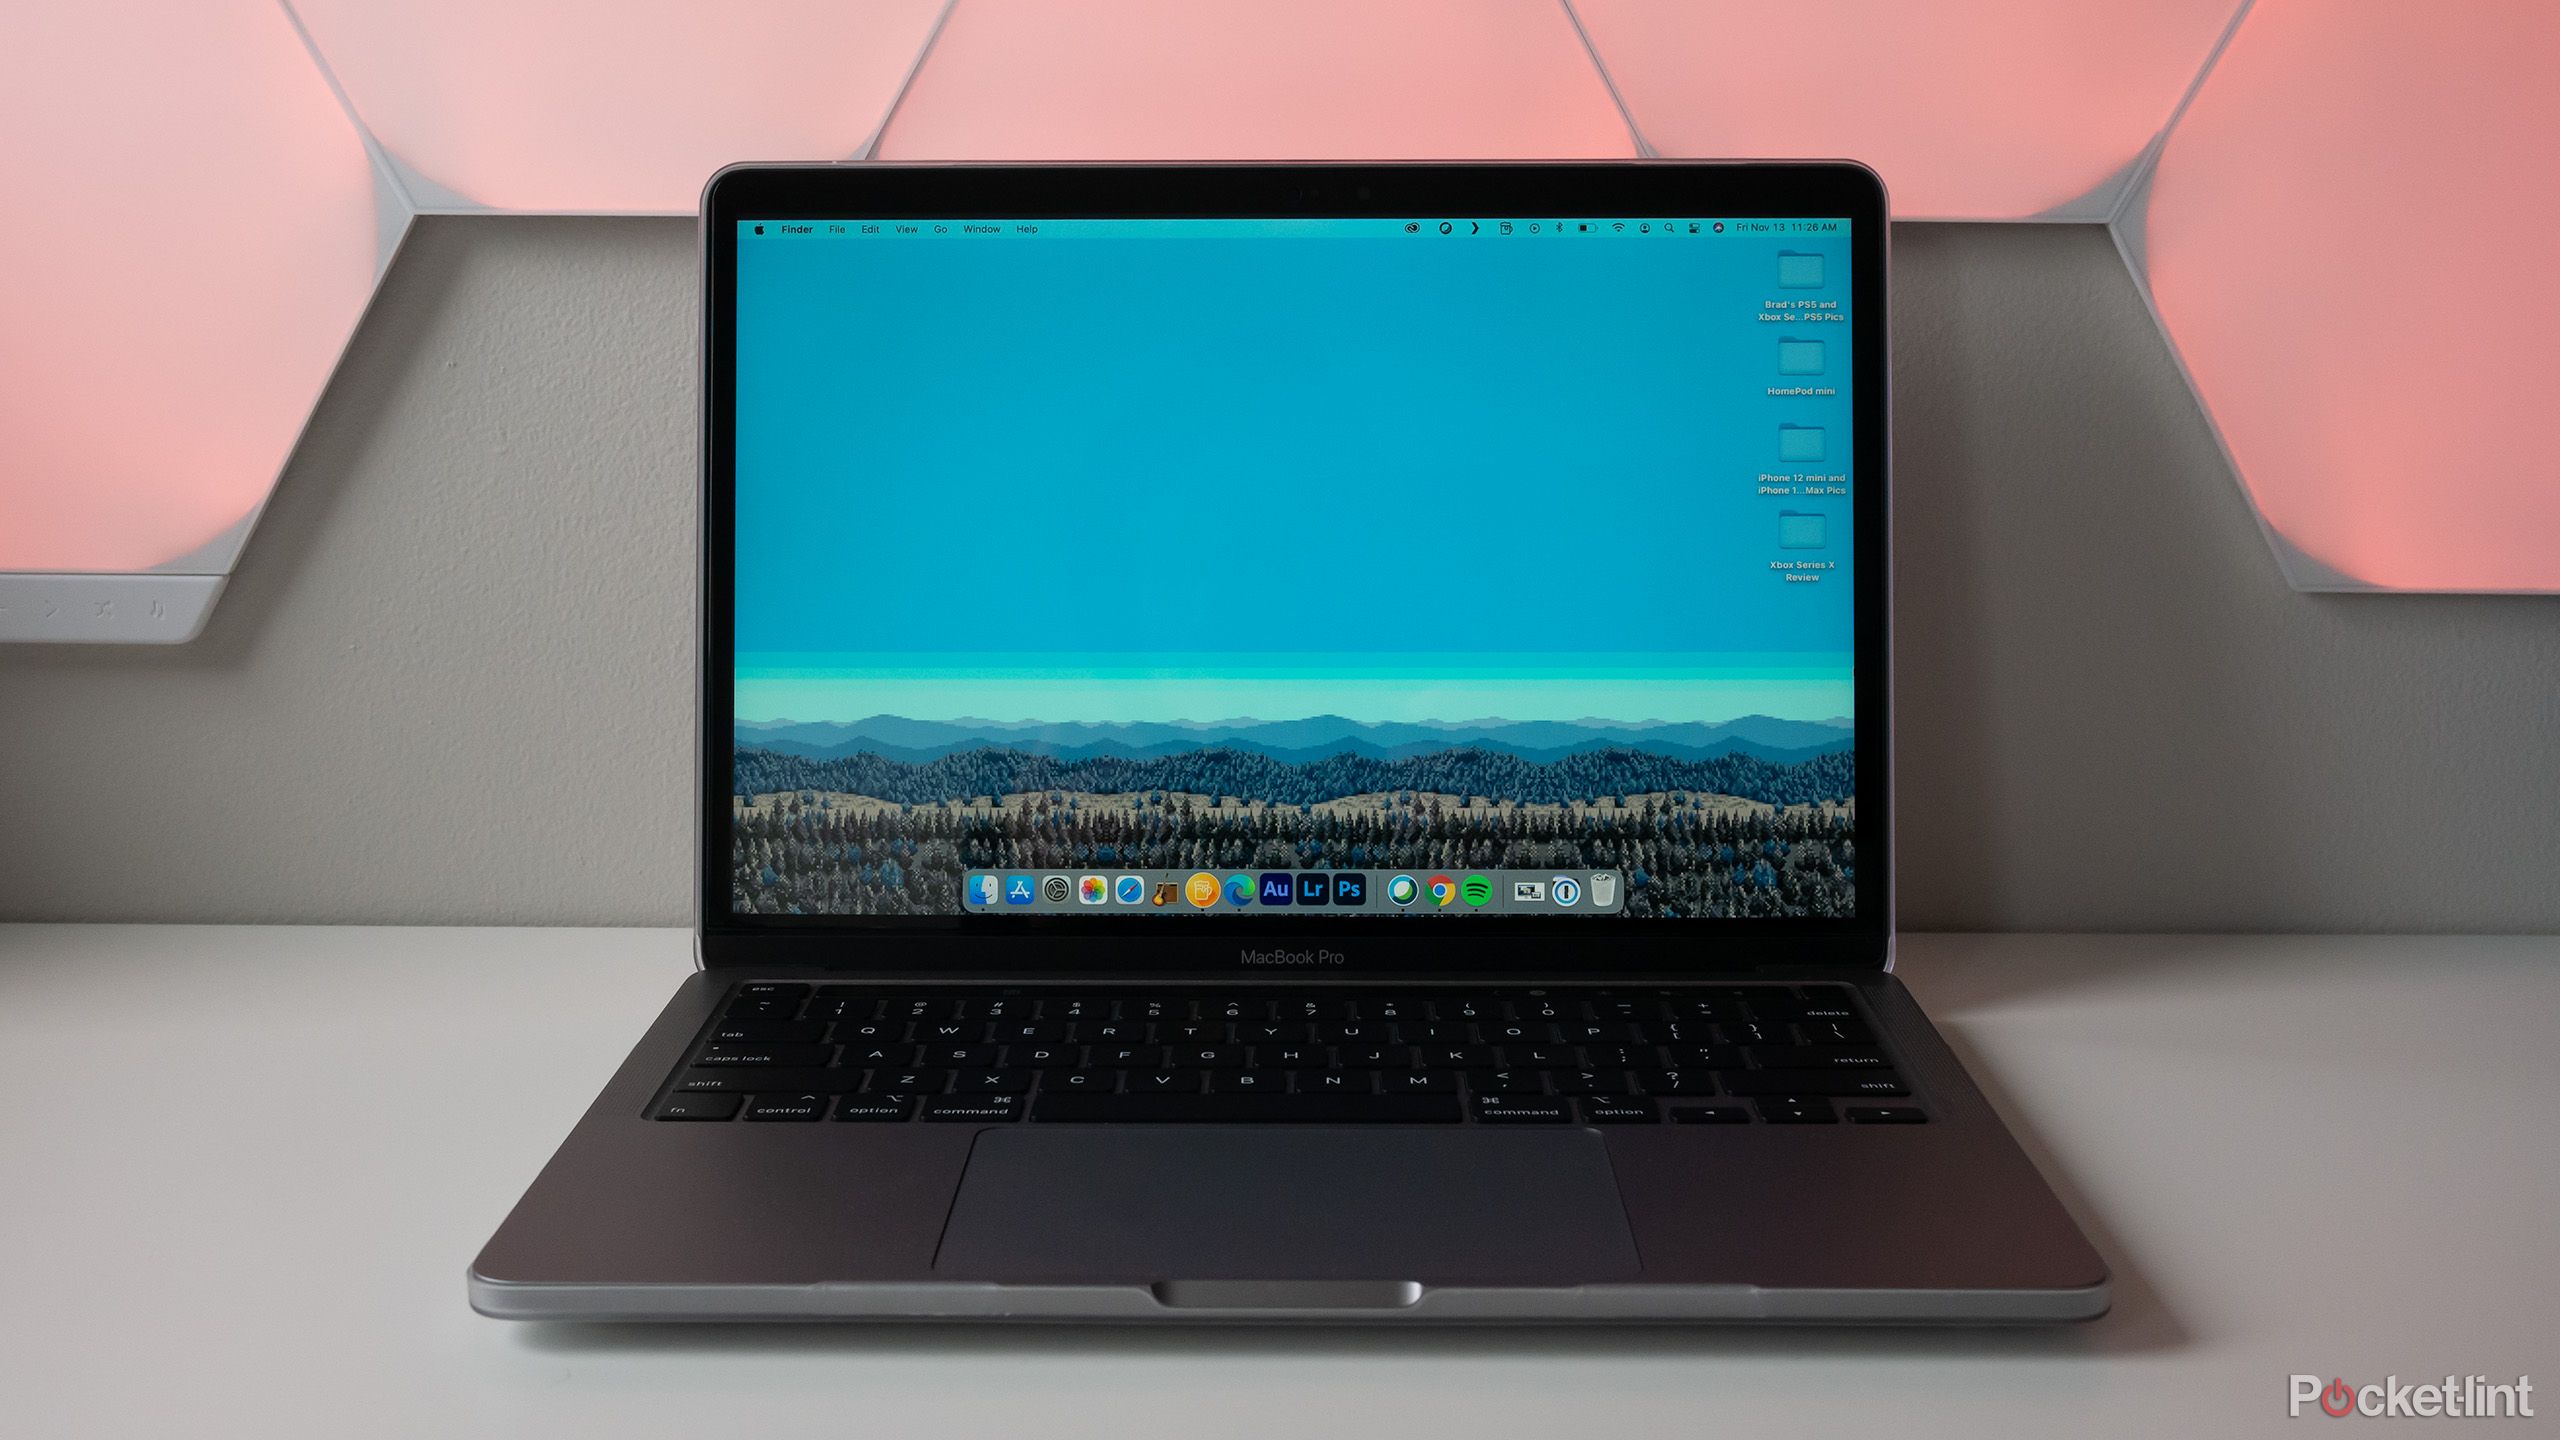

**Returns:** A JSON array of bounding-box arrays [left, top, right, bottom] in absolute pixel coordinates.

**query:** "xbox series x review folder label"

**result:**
[[729, 216, 1855, 921]]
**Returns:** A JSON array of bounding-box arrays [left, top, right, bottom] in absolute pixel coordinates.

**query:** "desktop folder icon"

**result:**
[[1778, 511, 1827, 549], [1778, 423, 1826, 462], [1776, 250, 1825, 288], [1777, 337, 1825, 375]]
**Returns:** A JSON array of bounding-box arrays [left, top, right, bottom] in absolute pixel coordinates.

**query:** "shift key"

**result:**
[[1717, 1069, 1908, 1097]]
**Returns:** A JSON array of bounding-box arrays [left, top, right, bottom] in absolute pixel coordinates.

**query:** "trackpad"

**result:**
[[933, 1128, 1641, 1283]]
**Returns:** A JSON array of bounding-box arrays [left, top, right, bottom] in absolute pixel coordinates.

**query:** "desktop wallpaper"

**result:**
[[729, 217, 1856, 920]]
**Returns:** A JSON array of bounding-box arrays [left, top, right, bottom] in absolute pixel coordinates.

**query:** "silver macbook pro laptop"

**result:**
[[470, 161, 2108, 1323]]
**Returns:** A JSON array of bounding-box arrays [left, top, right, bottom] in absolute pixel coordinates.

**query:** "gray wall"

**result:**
[[2, 218, 2553, 931]]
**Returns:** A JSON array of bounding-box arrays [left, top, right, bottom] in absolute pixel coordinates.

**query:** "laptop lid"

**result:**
[[699, 163, 1889, 979]]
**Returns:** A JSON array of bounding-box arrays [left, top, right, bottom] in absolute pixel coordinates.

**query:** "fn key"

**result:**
[[653, 1094, 743, 1121]]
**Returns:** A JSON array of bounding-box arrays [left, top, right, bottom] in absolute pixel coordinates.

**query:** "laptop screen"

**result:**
[[729, 214, 1856, 923]]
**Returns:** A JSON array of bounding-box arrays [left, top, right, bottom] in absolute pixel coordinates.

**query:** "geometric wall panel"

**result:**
[[288, 0, 951, 213], [2126, 1, 2560, 591], [0, 0, 399, 632], [6, 0, 2551, 641], [1573, 0, 2247, 221], [877, 0, 1635, 161]]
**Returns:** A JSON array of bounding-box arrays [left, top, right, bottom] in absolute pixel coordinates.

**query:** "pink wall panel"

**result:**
[[878, 0, 1635, 160], [290, 0, 950, 212], [1572, 0, 2243, 219], [0, 2, 381, 573], [2142, 3, 2560, 591]]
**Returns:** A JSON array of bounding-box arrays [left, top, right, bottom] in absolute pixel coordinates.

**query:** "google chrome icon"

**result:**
[[1425, 874, 1457, 907], [1386, 874, 1418, 907]]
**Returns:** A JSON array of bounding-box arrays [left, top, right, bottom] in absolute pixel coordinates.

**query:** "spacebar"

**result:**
[[1031, 1093, 1464, 1123]]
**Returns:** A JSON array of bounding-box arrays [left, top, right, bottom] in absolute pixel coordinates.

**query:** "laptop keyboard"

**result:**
[[652, 984, 1923, 1126]]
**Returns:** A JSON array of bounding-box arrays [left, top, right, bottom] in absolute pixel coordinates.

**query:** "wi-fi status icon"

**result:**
[[1611, 222, 1625, 232]]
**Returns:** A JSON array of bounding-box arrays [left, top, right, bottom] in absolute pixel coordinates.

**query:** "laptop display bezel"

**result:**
[[697, 163, 1891, 976]]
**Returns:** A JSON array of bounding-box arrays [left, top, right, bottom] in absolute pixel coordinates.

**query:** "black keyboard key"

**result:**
[[1031, 1094, 1462, 1123], [986, 1022, 1067, 1044], [653, 1093, 743, 1120], [802, 999, 877, 1022], [921, 1095, 1023, 1122], [833, 1096, 916, 1121], [1380, 1071, 1458, 1093], [671, 1066, 862, 1094], [1719, 1070, 1909, 1097], [1172, 1045, 1244, 1069], [1484, 1022, 1563, 1044], [722, 998, 800, 1021], [1579, 1099, 1661, 1124], [1741, 1045, 1891, 1069], [1560, 1024, 1650, 1045], [736, 982, 810, 1001], [694, 1044, 835, 1068], [842, 1044, 924, 1067], [1755, 1098, 1838, 1123], [710, 1019, 827, 1044], [1473, 1098, 1572, 1123], [1045, 1069, 1115, 1092], [1716, 1022, 1784, 1046], [1846, 1106, 1928, 1124], [1667, 1045, 1745, 1068], [1290, 1070, 1369, 1093], [1129, 1069, 1207, 1094], [1258, 1044, 1329, 1067], [1498, 1045, 1575, 1067], [1669, 1105, 1752, 1124], [1581, 1045, 1659, 1068], [1798, 1020, 1876, 1045], [920, 1045, 1000, 1068], [1422, 1045, 1496, 1068], [868, 1069, 951, 1094], [1090, 1045, 1165, 1068], [1010, 1045, 1080, 1069], [1209, 1070, 1289, 1093], [883, 997, 960, 1021], [1467, 1069, 1546, 1095], [1338, 1045, 1415, 1068], [915, 1022, 976, 1043], [1551, 1070, 1632, 1095], [812, 984, 879, 999], [952, 1070, 1032, 1094], [1633, 1070, 1717, 1095], [742, 1093, 827, 1121], [828, 1020, 899, 1045]]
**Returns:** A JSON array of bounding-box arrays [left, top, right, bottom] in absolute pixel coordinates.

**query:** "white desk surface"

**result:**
[[1, 927, 2552, 1438]]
